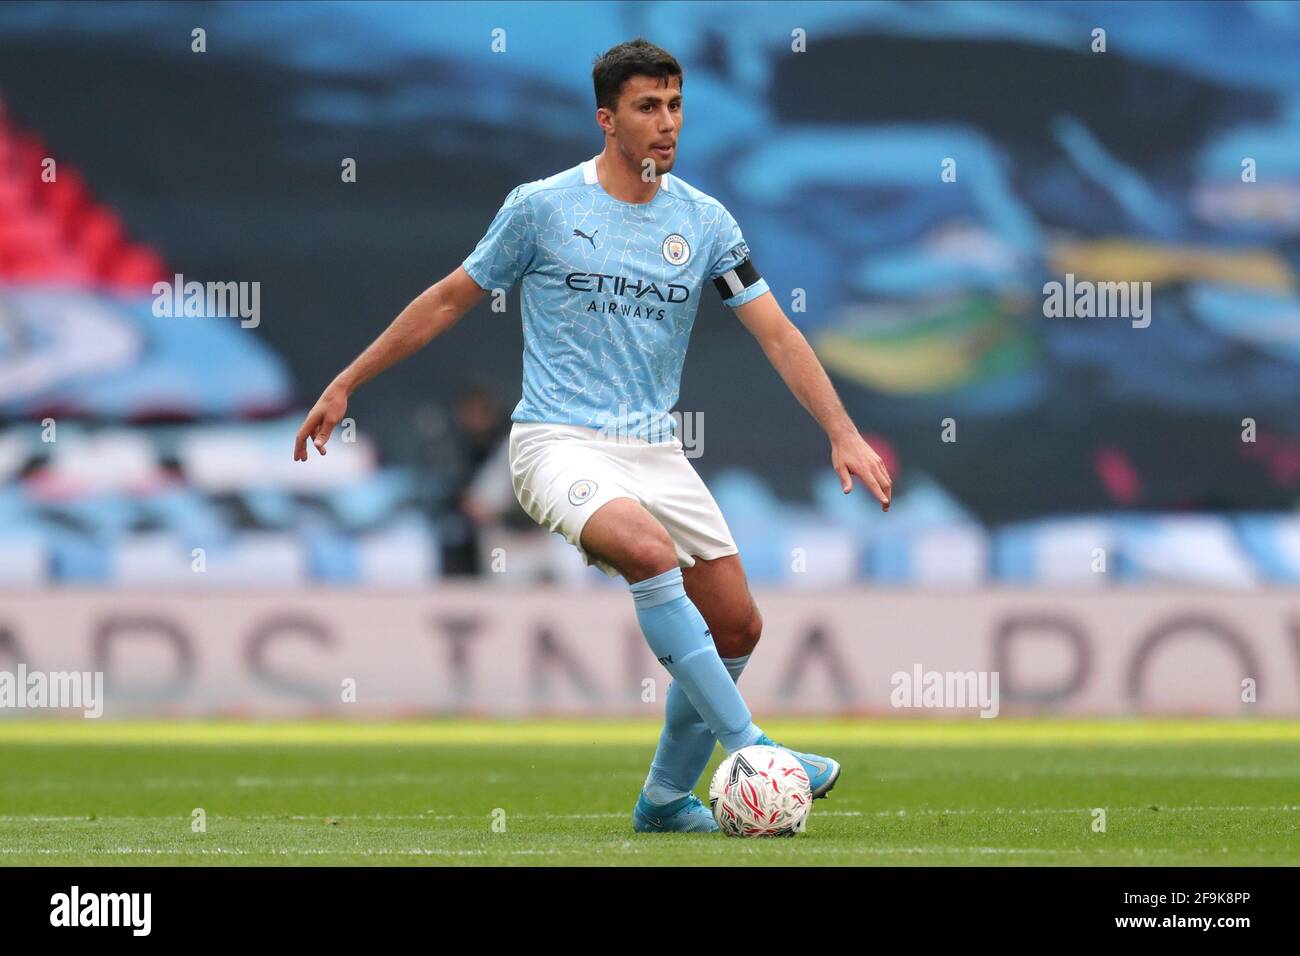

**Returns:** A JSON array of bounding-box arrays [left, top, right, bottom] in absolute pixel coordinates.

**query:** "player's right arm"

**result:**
[[292, 266, 486, 460]]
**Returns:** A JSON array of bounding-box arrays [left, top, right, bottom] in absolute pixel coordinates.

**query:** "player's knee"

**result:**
[[738, 604, 763, 655], [713, 604, 761, 658], [621, 535, 678, 583]]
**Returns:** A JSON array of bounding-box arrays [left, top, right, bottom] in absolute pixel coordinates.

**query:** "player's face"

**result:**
[[611, 74, 681, 176]]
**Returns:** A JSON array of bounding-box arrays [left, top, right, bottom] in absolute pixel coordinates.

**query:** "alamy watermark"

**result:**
[[0, 665, 103, 718], [152, 272, 260, 328], [1042, 273, 1150, 328], [50, 886, 150, 935], [890, 665, 1000, 718], [593, 403, 704, 457]]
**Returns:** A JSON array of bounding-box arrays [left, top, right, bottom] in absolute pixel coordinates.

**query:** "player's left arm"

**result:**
[[734, 291, 892, 510]]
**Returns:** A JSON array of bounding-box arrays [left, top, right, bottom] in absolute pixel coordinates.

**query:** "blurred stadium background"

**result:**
[[0, 0, 1298, 720]]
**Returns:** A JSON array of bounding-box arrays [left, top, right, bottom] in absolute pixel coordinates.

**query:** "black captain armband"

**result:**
[[712, 257, 762, 301]]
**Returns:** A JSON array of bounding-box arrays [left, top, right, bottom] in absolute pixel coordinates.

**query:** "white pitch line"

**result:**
[[0, 806, 1294, 832], [0, 773, 539, 790], [865, 805, 1300, 817], [0, 845, 1271, 858], [1, 805, 1296, 825], [4, 765, 1296, 792], [0, 847, 567, 857]]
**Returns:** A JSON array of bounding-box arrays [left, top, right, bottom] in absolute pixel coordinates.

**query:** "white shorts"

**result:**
[[508, 421, 739, 578]]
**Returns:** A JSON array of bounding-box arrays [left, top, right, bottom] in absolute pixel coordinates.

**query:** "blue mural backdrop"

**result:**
[[1, 1, 1298, 585]]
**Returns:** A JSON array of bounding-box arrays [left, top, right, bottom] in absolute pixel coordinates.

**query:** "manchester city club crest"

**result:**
[[568, 479, 598, 506], [662, 234, 690, 265]]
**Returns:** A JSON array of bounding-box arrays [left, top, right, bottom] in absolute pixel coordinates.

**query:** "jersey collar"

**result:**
[[582, 154, 672, 196]]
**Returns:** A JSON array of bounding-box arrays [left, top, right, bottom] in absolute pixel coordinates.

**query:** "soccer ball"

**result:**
[[709, 745, 811, 837]]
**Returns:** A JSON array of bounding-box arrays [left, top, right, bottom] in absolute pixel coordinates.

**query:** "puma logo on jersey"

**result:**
[[573, 228, 598, 248]]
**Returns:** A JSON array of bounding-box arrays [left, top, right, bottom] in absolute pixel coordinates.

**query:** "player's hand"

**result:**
[[831, 430, 892, 511], [294, 383, 348, 460]]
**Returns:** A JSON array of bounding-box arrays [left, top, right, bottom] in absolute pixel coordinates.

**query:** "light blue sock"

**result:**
[[643, 654, 750, 805], [630, 568, 762, 761]]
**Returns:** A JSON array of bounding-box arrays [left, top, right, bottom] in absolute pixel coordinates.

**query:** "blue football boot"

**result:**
[[753, 732, 841, 799], [632, 791, 720, 833]]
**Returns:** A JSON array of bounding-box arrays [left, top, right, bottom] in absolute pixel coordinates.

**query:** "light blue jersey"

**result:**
[[462, 154, 769, 442]]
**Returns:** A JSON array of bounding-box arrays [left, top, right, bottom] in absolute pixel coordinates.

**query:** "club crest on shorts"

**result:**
[[568, 479, 598, 506], [662, 234, 690, 265]]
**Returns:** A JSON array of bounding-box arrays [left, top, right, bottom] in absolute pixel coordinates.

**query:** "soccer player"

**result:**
[[293, 38, 892, 833]]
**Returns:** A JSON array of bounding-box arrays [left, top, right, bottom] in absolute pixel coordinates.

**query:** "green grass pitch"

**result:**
[[0, 719, 1296, 866]]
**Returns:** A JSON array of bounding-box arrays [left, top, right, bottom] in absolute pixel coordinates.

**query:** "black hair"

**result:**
[[592, 38, 683, 113]]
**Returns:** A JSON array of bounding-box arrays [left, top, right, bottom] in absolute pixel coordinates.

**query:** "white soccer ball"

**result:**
[[709, 745, 812, 837]]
